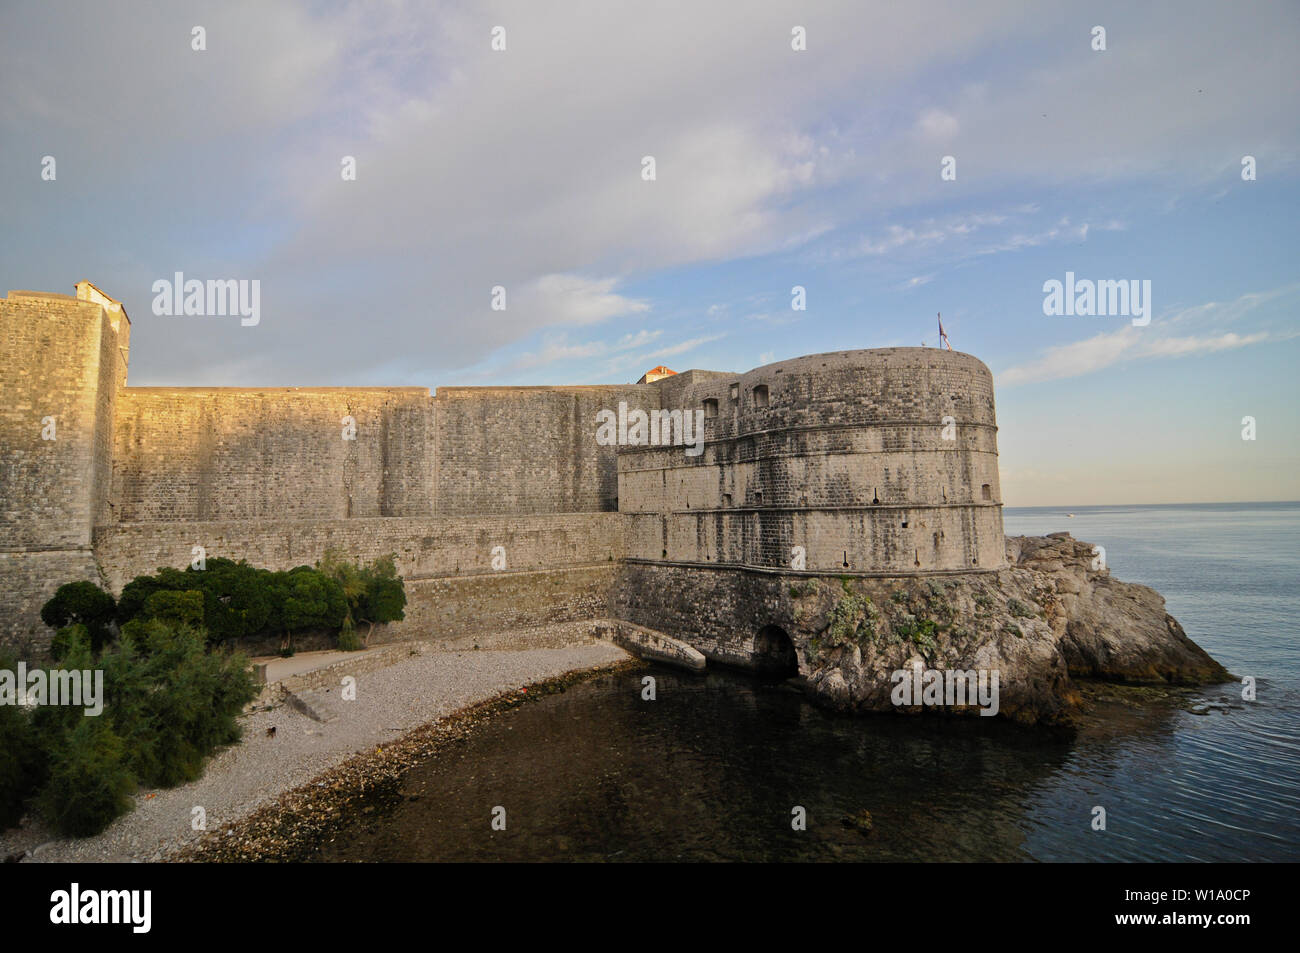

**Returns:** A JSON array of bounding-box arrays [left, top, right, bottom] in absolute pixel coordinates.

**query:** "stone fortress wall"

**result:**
[[0, 284, 1005, 664]]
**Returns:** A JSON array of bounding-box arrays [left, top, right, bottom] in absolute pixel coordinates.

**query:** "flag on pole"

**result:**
[[937, 313, 952, 351]]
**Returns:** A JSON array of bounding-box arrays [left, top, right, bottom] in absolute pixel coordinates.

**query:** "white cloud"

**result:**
[[1001, 322, 1271, 387], [1, 0, 1296, 386], [519, 274, 649, 327], [915, 108, 960, 141]]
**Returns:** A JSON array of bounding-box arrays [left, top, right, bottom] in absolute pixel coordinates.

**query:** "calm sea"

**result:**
[[317, 502, 1300, 862]]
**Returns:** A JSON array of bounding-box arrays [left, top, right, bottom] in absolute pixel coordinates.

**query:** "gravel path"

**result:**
[[2, 642, 629, 863]]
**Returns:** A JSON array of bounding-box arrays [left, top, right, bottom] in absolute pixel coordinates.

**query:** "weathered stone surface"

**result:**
[[619, 533, 1227, 727], [593, 619, 706, 671], [791, 534, 1229, 727], [0, 284, 1229, 729], [1007, 534, 1227, 684]]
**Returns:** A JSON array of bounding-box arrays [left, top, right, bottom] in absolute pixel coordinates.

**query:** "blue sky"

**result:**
[[1, 0, 1297, 505]]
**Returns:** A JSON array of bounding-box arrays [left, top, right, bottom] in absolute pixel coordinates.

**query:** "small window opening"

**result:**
[[753, 384, 769, 408], [703, 398, 719, 418], [981, 484, 992, 501]]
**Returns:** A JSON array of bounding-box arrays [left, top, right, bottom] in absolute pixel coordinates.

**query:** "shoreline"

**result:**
[[175, 655, 646, 862], [2, 642, 636, 864]]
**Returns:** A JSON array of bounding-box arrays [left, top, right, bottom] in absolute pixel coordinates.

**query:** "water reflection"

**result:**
[[313, 666, 1178, 862]]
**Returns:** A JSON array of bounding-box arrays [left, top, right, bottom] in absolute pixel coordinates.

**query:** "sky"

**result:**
[[1, 0, 1297, 507]]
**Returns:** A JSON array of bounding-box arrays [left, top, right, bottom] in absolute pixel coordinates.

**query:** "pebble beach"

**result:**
[[2, 642, 632, 863]]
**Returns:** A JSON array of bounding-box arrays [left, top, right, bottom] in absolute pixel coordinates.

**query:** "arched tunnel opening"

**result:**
[[752, 624, 799, 677]]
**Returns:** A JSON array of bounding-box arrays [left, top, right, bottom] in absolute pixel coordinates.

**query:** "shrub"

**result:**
[[269, 567, 347, 635], [142, 589, 205, 627], [317, 550, 407, 645], [119, 560, 272, 645], [29, 629, 137, 838], [187, 559, 274, 644], [358, 555, 406, 631], [5, 619, 259, 838], [49, 623, 91, 664], [0, 652, 42, 828], [1007, 598, 1034, 618], [37, 717, 136, 837], [101, 621, 256, 787], [337, 618, 363, 652], [87, 553, 404, 653], [116, 567, 190, 624], [824, 591, 877, 647], [41, 582, 117, 655]]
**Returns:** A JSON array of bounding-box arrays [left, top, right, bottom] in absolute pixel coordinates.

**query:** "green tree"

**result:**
[[41, 582, 117, 655], [142, 589, 205, 627], [117, 567, 190, 624], [317, 550, 406, 645]]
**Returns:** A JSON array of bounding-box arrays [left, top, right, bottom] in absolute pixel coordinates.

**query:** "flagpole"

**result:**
[[938, 312, 952, 351]]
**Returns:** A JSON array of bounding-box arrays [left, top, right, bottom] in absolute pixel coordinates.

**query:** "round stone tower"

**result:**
[[619, 347, 1005, 574]]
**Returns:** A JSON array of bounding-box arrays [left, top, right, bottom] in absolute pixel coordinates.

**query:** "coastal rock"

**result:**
[[796, 534, 1230, 728]]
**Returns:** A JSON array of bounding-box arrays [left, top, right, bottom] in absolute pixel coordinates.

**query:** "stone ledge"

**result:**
[[591, 618, 706, 672]]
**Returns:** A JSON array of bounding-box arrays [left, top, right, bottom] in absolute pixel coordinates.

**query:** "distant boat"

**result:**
[[1066, 513, 1075, 518]]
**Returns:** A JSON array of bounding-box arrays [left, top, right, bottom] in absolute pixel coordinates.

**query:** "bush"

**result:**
[[188, 559, 274, 644], [71, 553, 405, 657], [0, 652, 42, 828], [358, 555, 406, 630], [29, 619, 139, 837], [49, 623, 91, 664], [116, 567, 190, 624], [41, 582, 117, 655], [824, 591, 877, 647], [101, 621, 256, 787], [116, 557, 373, 651], [119, 560, 272, 646], [1007, 598, 1034, 618], [337, 618, 363, 652], [3, 620, 259, 838], [318, 550, 406, 646], [141, 589, 205, 628], [37, 717, 136, 838], [268, 567, 347, 636]]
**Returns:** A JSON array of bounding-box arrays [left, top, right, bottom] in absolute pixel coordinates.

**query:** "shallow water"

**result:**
[[316, 503, 1300, 862]]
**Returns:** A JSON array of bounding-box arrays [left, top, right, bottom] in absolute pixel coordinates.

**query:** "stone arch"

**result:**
[[753, 624, 798, 675]]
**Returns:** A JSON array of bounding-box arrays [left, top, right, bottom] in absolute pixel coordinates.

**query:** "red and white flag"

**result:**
[[937, 313, 952, 351]]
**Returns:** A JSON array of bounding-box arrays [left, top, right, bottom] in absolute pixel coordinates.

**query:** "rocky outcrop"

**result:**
[[797, 533, 1230, 728]]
